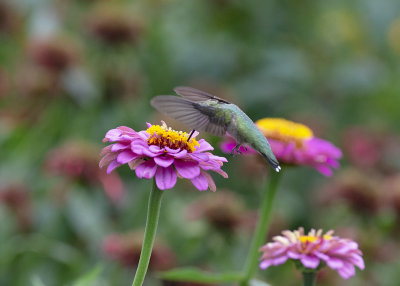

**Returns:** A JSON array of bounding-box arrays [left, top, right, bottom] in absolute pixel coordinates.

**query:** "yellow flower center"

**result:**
[[299, 234, 332, 244], [256, 118, 313, 147], [146, 124, 200, 153], [299, 235, 318, 244]]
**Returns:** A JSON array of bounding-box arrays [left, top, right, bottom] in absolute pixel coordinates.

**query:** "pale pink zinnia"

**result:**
[[221, 118, 342, 176], [100, 121, 228, 191], [259, 227, 365, 279]]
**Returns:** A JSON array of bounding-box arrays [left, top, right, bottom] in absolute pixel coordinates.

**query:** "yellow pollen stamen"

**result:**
[[256, 118, 313, 147], [299, 234, 332, 244], [146, 124, 200, 153], [299, 235, 319, 244]]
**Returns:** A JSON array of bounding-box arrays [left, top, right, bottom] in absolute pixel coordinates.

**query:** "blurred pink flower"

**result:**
[[259, 227, 364, 279], [28, 37, 79, 73], [342, 127, 384, 169], [0, 69, 10, 97], [100, 121, 228, 191], [102, 231, 176, 270], [383, 174, 400, 218], [45, 141, 124, 203], [0, 2, 19, 34], [317, 168, 382, 214], [342, 127, 400, 173], [86, 4, 143, 45], [0, 183, 33, 232], [221, 118, 342, 176], [185, 191, 246, 232]]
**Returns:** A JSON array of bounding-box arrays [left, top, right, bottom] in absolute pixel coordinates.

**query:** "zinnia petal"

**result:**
[[195, 139, 214, 152], [111, 143, 130, 152], [155, 166, 177, 190], [154, 156, 175, 167], [135, 160, 157, 179], [300, 255, 320, 269], [190, 173, 209, 191], [107, 160, 121, 174], [117, 150, 138, 164], [174, 160, 201, 179]]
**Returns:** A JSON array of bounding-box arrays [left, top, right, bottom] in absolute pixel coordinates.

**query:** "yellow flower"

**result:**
[[146, 121, 199, 153], [256, 118, 313, 147]]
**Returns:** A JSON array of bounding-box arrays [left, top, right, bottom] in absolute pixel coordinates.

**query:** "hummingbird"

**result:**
[[150, 86, 281, 172]]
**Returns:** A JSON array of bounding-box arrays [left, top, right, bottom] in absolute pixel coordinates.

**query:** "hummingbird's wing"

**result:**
[[174, 86, 231, 104], [150, 95, 229, 136]]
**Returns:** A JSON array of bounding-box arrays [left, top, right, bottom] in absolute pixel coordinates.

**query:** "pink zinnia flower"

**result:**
[[100, 121, 228, 191], [259, 227, 365, 279], [221, 118, 342, 176]]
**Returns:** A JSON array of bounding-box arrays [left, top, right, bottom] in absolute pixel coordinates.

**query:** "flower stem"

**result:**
[[240, 171, 282, 286], [132, 179, 164, 286], [302, 271, 317, 286]]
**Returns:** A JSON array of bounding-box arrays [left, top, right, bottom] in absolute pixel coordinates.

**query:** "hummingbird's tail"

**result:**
[[261, 152, 281, 172]]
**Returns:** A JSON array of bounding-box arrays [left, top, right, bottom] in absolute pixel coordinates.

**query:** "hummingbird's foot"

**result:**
[[230, 144, 242, 155]]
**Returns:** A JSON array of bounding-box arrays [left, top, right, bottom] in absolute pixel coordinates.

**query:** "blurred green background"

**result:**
[[1, 0, 400, 285]]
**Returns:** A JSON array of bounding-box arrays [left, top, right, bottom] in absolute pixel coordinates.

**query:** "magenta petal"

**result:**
[[107, 160, 121, 174], [104, 129, 122, 142], [287, 250, 302, 259], [348, 254, 365, 270], [131, 143, 159, 157], [196, 139, 214, 152], [338, 264, 355, 279], [100, 153, 117, 168], [118, 126, 135, 133], [174, 160, 200, 179], [272, 256, 288, 265], [220, 141, 236, 153], [149, 145, 163, 153], [165, 146, 181, 154], [209, 154, 228, 162], [155, 166, 177, 190], [315, 164, 333, 177], [189, 153, 210, 161], [111, 143, 129, 152], [202, 171, 216, 192], [173, 149, 188, 158], [300, 255, 320, 269], [100, 145, 112, 156], [325, 257, 344, 270], [260, 260, 272, 269], [135, 160, 157, 179], [117, 151, 138, 164], [154, 156, 174, 167], [190, 173, 209, 191]]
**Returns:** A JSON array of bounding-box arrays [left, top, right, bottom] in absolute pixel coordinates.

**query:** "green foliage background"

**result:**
[[1, 0, 400, 285]]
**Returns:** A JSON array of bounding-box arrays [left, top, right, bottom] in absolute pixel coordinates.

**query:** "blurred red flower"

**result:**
[[86, 4, 144, 45], [317, 168, 382, 214], [44, 140, 124, 204], [0, 183, 33, 232], [28, 37, 80, 73]]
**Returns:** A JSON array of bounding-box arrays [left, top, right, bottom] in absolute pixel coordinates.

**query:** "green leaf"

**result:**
[[250, 279, 272, 286], [72, 265, 103, 286], [159, 267, 242, 284]]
